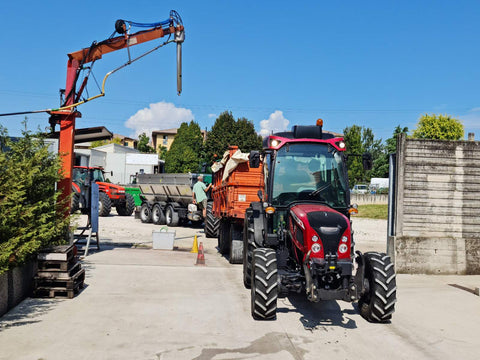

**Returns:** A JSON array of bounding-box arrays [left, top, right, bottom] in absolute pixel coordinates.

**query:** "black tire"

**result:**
[[243, 220, 257, 289], [251, 248, 278, 320], [140, 203, 152, 223], [152, 204, 166, 225], [204, 202, 220, 238], [218, 219, 230, 255], [98, 192, 111, 217], [71, 190, 80, 214], [359, 252, 397, 323], [165, 205, 180, 226], [229, 224, 243, 264], [116, 193, 135, 216]]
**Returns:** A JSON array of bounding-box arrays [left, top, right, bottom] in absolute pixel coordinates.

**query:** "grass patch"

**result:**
[[355, 204, 388, 219]]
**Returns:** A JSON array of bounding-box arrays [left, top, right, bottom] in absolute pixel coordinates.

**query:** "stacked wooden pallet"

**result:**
[[34, 245, 85, 299]]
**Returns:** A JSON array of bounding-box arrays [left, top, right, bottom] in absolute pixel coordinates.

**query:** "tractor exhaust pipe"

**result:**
[[175, 29, 185, 95]]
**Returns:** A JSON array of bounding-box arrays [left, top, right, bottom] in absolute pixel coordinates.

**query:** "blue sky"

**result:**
[[1, 1, 479, 142]]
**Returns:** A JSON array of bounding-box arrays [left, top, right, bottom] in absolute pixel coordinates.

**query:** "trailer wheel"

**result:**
[[152, 204, 166, 225], [165, 205, 180, 226], [251, 248, 278, 320], [359, 252, 397, 323], [218, 219, 230, 255], [98, 192, 111, 217], [229, 224, 243, 264], [140, 203, 152, 223], [117, 193, 135, 216], [204, 202, 220, 238]]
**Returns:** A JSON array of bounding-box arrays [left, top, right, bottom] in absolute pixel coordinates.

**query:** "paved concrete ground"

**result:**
[[0, 213, 479, 359]]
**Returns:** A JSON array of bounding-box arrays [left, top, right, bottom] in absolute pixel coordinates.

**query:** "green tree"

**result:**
[[137, 133, 156, 153], [204, 111, 262, 164], [0, 125, 70, 274], [343, 125, 365, 187], [370, 125, 409, 178], [164, 121, 204, 173], [412, 114, 464, 140], [343, 125, 385, 187], [90, 137, 122, 148], [157, 145, 168, 160], [234, 117, 263, 153]]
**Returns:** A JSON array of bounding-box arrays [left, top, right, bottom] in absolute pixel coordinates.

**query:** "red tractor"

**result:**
[[71, 166, 135, 217], [240, 120, 396, 322]]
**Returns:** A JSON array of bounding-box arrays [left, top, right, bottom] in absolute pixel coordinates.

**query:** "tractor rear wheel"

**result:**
[[98, 192, 111, 217], [251, 248, 278, 320], [140, 203, 152, 223], [116, 193, 135, 216], [359, 252, 397, 323], [204, 202, 220, 238], [217, 219, 231, 255], [152, 204, 166, 225], [165, 205, 180, 226]]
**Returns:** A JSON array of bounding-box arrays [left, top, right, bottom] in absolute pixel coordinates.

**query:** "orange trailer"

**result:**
[[208, 146, 264, 263]]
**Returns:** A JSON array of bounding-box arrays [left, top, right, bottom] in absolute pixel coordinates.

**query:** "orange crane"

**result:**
[[52, 10, 184, 212], [0, 10, 184, 213]]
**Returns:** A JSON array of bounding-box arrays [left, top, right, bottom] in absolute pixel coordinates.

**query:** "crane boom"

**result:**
[[68, 24, 183, 63]]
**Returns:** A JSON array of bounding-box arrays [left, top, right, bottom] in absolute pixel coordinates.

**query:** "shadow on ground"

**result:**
[[278, 293, 357, 331], [0, 298, 60, 331]]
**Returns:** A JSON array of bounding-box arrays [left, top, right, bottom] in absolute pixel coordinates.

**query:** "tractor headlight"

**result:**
[[338, 243, 348, 254], [311, 243, 321, 253], [270, 139, 280, 147], [341, 236, 348, 243], [311, 235, 319, 242]]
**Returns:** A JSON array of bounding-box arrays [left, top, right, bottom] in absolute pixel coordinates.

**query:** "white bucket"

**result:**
[[152, 228, 176, 250]]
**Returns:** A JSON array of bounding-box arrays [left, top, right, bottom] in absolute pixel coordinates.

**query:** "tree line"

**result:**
[[95, 112, 465, 186]]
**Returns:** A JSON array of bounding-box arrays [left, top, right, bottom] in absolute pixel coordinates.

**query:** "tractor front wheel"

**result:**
[[251, 248, 278, 320], [98, 192, 112, 217], [359, 252, 397, 322], [117, 193, 135, 216]]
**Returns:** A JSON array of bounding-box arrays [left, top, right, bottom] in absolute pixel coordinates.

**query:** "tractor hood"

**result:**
[[289, 204, 351, 258], [96, 182, 124, 191]]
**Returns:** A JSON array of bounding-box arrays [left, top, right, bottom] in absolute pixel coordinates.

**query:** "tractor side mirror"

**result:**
[[257, 190, 263, 201], [249, 151, 260, 168], [362, 153, 373, 171]]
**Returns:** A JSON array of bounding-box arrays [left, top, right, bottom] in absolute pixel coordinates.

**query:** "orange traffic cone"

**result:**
[[190, 235, 198, 253], [195, 242, 205, 266]]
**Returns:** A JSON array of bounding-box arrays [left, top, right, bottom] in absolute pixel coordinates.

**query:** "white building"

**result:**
[[75, 143, 163, 184]]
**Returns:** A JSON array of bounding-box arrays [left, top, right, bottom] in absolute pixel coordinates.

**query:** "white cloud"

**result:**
[[259, 110, 290, 137], [208, 113, 217, 119], [459, 107, 480, 130], [125, 101, 194, 138]]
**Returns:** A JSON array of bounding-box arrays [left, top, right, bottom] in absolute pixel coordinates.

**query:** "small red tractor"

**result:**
[[71, 166, 135, 217], [211, 120, 397, 322]]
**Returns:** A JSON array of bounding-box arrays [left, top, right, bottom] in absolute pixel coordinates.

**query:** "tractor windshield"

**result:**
[[92, 169, 105, 182], [271, 143, 349, 208]]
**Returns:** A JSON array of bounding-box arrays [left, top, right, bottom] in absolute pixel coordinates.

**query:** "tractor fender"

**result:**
[[72, 182, 81, 193]]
